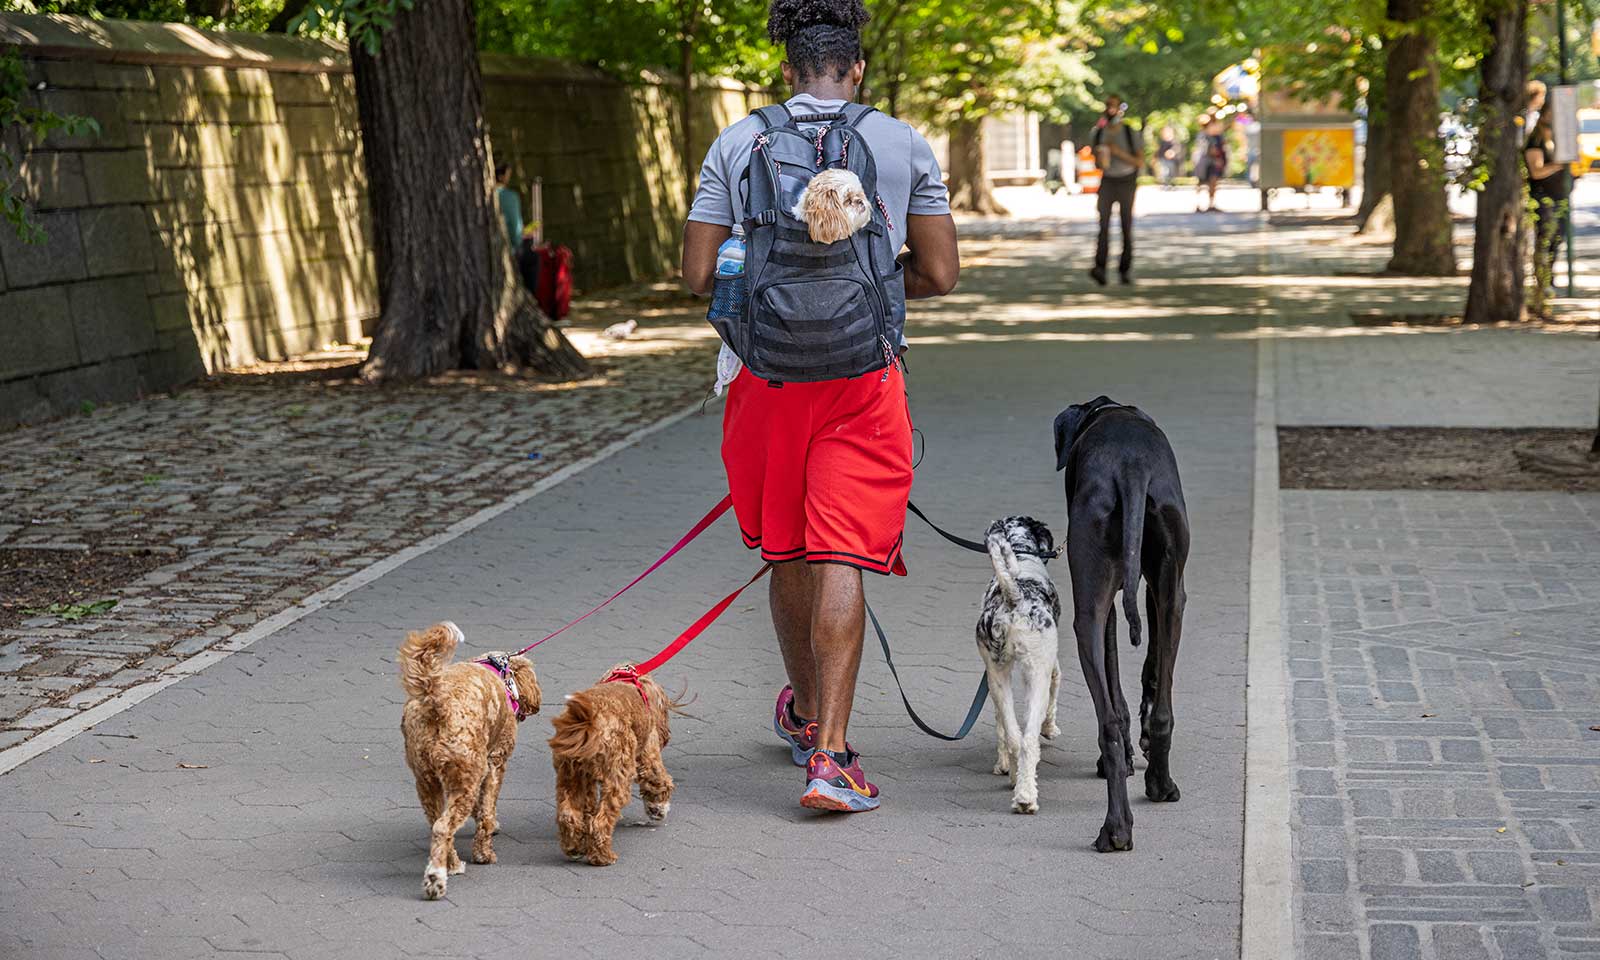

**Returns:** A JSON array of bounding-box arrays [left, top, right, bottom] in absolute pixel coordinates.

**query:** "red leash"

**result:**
[[601, 564, 772, 701], [513, 494, 734, 657], [633, 564, 771, 675]]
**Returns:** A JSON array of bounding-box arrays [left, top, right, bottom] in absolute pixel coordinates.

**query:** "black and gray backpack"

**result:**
[[711, 102, 906, 383]]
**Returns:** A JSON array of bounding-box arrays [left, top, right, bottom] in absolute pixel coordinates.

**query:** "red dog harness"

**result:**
[[600, 664, 649, 705]]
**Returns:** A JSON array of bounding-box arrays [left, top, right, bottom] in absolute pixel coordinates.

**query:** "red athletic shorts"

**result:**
[[721, 364, 913, 576]]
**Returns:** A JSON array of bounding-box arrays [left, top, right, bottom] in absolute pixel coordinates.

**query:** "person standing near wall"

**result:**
[[1090, 94, 1143, 285], [494, 163, 523, 247]]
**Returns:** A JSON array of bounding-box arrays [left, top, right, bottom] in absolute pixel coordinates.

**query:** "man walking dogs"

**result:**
[[681, 0, 959, 813], [1090, 94, 1142, 286]]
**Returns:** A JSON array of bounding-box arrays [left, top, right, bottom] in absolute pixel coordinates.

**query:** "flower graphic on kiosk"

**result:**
[[1283, 128, 1355, 188]]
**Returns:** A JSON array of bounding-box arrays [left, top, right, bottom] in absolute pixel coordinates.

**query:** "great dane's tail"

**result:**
[[985, 530, 1024, 605], [1119, 477, 1146, 647]]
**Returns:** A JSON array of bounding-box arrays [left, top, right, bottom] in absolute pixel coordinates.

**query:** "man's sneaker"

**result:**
[[772, 685, 816, 766], [801, 748, 881, 813], [1088, 266, 1108, 286]]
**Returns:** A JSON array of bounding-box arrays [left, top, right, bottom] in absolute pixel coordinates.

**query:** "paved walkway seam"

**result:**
[[1242, 333, 1295, 960], [0, 398, 708, 777]]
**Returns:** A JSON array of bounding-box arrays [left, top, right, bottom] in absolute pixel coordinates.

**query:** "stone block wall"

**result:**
[[0, 14, 767, 428]]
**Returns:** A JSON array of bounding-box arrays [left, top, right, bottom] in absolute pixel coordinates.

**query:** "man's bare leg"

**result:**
[[771, 561, 819, 719], [811, 563, 865, 753]]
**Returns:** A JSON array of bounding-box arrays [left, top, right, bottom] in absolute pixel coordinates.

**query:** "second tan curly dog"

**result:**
[[399, 622, 540, 900], [548, 664, 677, 866]]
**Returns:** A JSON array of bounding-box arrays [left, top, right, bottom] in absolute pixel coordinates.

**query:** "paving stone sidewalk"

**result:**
[[1, 201, 1257, 959], [1266, 204, 1600, 960], [0, 288, 721, 748]]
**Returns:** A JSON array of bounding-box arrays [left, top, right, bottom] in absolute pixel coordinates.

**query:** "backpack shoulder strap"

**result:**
[[752, 103, 795, 130], [841, 102, 877, 128]]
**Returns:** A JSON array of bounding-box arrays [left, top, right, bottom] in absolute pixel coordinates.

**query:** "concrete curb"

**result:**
[[0, 398, 711, 777], [1241, 333, 1294, 959]]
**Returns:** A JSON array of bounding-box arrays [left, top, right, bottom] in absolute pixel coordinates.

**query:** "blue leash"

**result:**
[[866, 600, 989, 741], [862, 499, 996, 742]]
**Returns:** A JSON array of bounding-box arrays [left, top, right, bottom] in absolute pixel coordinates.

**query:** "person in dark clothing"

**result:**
[[1089, 94, 1143, 285], [1525, 112, 1572, 291]]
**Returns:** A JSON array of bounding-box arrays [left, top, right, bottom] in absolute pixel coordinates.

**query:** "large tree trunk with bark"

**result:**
[[1355, 89, 1391, 233], [947, 116, 1007, 215], [1463, 0, 1529, 324], [352, 0, 588, 382], [1384, 0, 1457, 275]]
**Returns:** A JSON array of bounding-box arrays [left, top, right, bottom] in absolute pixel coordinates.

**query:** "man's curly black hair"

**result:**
[[768, 0, 870, 83]]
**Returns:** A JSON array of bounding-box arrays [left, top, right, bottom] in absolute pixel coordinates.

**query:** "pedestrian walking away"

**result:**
[[1525, 110, 1572, 295], [1090, 93, 1142, 285], [1194, 114, 1228, 212], [1157, 124, 1180, 186], [680, 0, 960, 814]]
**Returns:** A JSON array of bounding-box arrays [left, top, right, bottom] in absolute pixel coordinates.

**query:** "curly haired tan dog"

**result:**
[[548, 664, 677, 866], [398, 622, 540, 900], [792, 167, 871, 243]]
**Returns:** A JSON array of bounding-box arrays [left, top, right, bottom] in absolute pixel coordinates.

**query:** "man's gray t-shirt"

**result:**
[[687, 93, 951, 252], [1093, 122, 1144, 179]]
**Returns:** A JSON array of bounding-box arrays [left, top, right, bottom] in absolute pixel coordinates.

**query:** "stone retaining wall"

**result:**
[[0, 14, 765, 428]]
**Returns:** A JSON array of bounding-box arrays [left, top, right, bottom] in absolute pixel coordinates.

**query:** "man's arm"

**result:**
[[682, 220, 732, 296], [899, 213, 959, 299]]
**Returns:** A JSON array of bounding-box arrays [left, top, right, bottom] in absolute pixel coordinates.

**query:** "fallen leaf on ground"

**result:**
[[1589, 725, 1600, 732], [88, 758, 105, 764], [176, 762, 208, 769], [1496, 827, 1507, 833], [1421, 713, 1436, 718]]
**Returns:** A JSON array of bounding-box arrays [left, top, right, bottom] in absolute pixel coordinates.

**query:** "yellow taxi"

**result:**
[[1575, 108, 1600, 176]]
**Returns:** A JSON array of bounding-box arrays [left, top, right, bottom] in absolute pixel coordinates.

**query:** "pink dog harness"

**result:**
[[476, 654, 522, 717]]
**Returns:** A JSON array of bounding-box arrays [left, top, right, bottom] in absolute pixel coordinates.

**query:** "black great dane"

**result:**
[[1053, 396, 1190, 852]]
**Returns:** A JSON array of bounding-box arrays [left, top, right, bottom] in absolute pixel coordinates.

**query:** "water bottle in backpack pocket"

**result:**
[[706, 227, 747, 351]]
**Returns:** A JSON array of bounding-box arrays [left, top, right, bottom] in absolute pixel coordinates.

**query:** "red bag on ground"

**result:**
[[534, 243, 573, 321]]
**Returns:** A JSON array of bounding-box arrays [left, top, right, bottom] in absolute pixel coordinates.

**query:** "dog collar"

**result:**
[[600, 665, 649, 705], [476, 654, 522, 717]]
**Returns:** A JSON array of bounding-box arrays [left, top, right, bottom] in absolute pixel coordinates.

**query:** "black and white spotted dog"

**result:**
[[976, 516, 1062, 814]]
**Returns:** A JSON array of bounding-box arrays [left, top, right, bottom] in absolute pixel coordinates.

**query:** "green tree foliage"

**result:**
[[867, 0, 1094, 127], [1083, 9, 1249, 131], [477, 0, 777, 82]]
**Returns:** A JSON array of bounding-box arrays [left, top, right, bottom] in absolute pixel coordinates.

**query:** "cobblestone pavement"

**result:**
[[0, 285, 721, 747], [1264, 185, 1600, 960], [2, 201, 1258, 959], [1281, 492, 1600, 960]]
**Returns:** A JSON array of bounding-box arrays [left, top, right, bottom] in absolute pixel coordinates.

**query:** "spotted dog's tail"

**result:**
[[1118, 477, 1147, 647], [986, 529, 1024, 605], [398, 621, 462, 701]]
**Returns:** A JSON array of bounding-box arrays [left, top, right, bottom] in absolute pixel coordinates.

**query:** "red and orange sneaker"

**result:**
[[773, 685, 816, 766], [800, 747, 881, 813]]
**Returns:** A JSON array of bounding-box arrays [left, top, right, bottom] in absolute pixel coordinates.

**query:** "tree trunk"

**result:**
[[1384, 0, 1457, 275], [351, 0, 588, 382], [1355, 94, 1391, 232], [947, 116, 1007, 215], [1463, 0, 1529, 324]]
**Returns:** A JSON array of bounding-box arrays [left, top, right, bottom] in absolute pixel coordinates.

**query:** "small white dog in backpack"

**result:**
[[976, 516, 1062, 814], [792, 168, 871, 244]]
